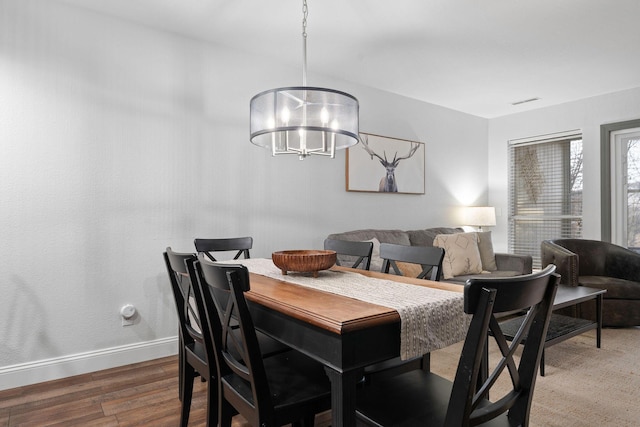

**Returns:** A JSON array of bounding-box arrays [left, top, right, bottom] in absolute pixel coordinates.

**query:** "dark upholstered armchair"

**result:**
[[541, 239, 640, 327]]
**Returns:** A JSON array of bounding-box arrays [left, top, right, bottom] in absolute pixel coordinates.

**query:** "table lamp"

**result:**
[[462, 206, 496, 231]]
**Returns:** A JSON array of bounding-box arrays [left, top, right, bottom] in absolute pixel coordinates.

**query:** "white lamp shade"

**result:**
[[462, 206, 496, 227]]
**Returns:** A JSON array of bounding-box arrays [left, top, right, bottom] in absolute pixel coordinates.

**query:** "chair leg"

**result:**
[[205, 377, 218, 427], [420, 353, 431, 371], [299, 414, 316, 427], [180, 364, 195, 427], [219, 399, 234, 427], [178, 348, 184, 402]]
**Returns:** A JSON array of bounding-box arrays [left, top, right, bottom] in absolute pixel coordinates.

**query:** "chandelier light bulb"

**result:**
[[281, 107, 291, 124], [320, 107, 329, 124]]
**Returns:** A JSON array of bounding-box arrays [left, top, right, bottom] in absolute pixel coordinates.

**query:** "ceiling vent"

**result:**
[[511, 97, 541, 106]]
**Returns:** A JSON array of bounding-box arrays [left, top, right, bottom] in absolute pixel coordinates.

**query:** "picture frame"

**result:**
[[346, 133, 425, 194]]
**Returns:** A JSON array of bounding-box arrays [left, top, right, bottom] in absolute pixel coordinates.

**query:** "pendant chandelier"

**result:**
[[249, 0, 359, 160]]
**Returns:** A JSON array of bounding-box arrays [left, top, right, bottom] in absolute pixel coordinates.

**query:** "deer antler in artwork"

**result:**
[[359, 135, 421, 192]]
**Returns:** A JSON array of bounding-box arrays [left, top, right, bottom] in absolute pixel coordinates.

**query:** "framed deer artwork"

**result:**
[[346, 133, 425, 194]]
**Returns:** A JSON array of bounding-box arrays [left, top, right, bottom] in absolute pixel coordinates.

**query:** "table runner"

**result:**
[[224, 258, 470, 360]]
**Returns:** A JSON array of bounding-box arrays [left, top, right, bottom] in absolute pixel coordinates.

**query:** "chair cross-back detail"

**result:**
[[356, 265, 559, 427], [194, 237, 253, 262], [191, 255, 331, 427], [380, 242, 445, 281], [324, 238, 374, 270], [163, 248, 217, 427]]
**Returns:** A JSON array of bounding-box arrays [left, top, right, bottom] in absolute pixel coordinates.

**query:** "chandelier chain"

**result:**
[[301, 0, 308, 86], [302, 0, 308, 38]]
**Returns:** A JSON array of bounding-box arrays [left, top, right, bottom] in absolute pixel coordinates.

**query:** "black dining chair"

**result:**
[[164, 248, 216, 427], [324, 238, 374, 270], [380, 242, 445, 281], [165, 248, 289, 427], [355, 265, 559, 427], [190, 255, 332, 427], [194, 237, 253, 262]]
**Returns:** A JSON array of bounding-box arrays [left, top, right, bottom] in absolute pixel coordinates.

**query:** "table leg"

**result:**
[[324, 366, 360, 427], [596, 294, 603, 348]]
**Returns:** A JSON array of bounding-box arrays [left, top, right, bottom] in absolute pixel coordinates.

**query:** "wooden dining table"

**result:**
[[242, 263, 466, 427]]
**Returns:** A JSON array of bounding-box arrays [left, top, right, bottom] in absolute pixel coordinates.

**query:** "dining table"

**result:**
[[235, 258, 469, 427]]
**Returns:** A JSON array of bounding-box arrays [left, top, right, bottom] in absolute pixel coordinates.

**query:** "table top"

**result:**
[[245, 265, 464, 335], [554, 285, 606, 309]]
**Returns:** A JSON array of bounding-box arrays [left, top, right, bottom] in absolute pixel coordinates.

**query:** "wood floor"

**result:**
[[0, 356, 331, 427]]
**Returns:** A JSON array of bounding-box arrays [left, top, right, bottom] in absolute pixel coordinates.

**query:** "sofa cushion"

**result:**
[[396, 261, 424, 278], [365, 237, 383, 272], [477, 231, 498, 271], [433, 232, 483, 279], [326, 230, 410, 272], [327, 229, 411, 246], [407, 227, 463, 247]]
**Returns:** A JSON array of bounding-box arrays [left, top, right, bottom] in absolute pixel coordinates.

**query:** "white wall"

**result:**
[[488, 88, 640, 252], [0, 0, 488, 387]]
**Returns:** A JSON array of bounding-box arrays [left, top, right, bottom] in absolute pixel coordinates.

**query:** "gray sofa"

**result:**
[[327, 227, 532, 284]]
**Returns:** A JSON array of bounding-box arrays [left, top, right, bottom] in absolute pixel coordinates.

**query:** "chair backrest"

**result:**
[[445, 265, 559, 426], [194, 237, 253, 262], [379, 242, 445, 280], [324, 238, 374, 270], [191, 254, 274, 424], [163, 248, 204, 348]]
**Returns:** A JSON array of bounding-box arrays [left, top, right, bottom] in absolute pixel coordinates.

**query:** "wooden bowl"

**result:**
[[272, 250, 337, 277]]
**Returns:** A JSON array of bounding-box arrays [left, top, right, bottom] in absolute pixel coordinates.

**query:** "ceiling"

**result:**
[[59, 0, 640, 118]]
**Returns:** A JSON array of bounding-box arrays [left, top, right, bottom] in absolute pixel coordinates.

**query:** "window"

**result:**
[[601, 119, 640, 246], [610, 127, 640, 249], [508, 131, 583, 269]]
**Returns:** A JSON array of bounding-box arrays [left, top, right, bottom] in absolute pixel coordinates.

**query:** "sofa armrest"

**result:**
[[494, 253, 532, 275], [541, 240, 578, 286]]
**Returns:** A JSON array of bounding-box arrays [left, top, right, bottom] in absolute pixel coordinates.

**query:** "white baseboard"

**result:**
[[0, 336, 178, 391]]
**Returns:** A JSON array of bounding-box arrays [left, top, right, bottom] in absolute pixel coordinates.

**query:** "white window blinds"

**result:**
[[508, 131, 583, 269]]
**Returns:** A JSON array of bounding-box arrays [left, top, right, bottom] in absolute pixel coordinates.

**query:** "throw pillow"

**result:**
[[476, 231, 498, 271], [364, 238, 383, 272], [396, 261, 424, 278], [433, 232, 483, 279]]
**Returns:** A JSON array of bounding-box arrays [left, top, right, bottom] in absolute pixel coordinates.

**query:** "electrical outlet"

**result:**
[[120, 304, 136, 327]]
